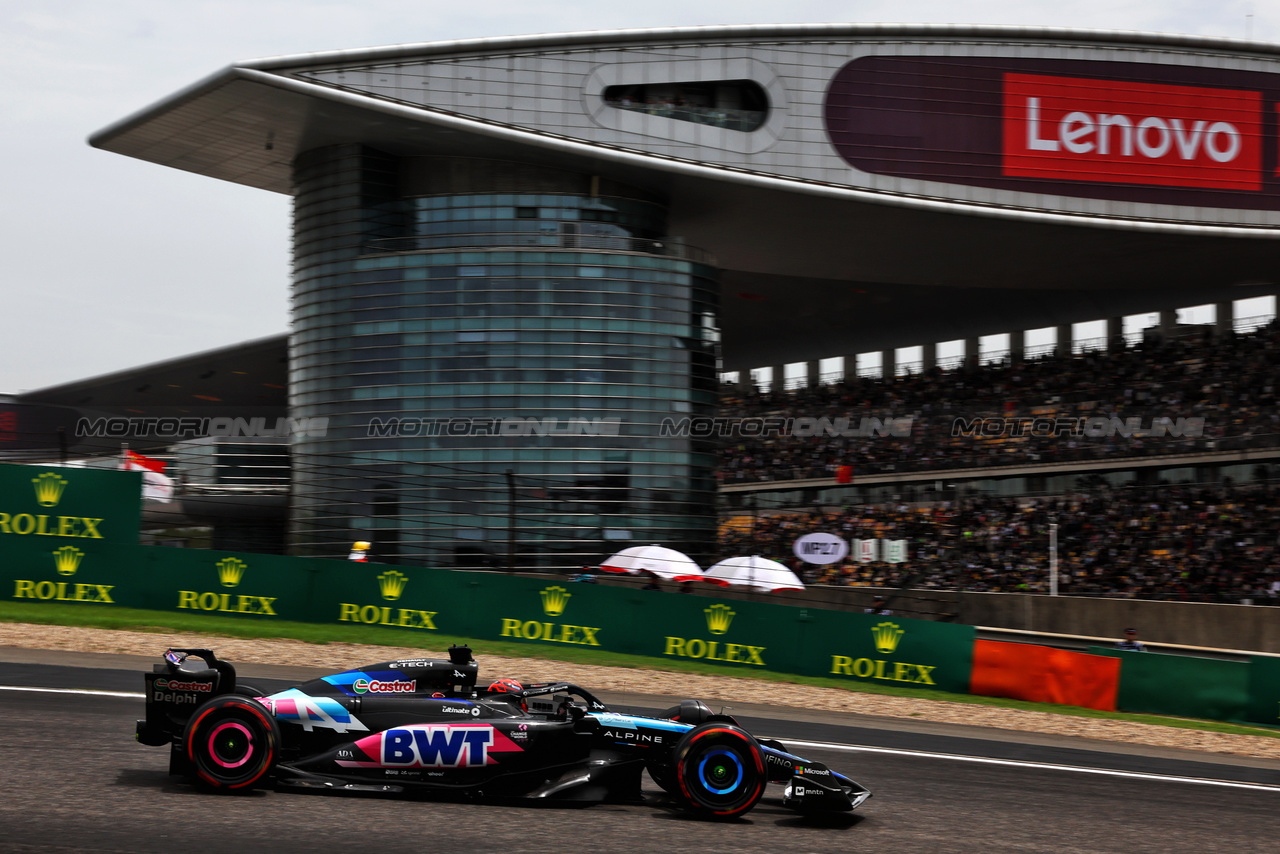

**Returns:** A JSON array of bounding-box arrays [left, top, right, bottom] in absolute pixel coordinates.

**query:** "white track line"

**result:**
[[780, 738, 1280, 792], [0, 685, 143, 699], [5, 685, 1277, 792]]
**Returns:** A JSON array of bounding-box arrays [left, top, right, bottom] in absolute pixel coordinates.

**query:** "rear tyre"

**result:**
[[673, 723, 766, 819], [183, 696, 279, 791]]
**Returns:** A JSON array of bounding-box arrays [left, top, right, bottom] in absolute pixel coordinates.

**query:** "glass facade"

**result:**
[[289, 147, 720, 569]]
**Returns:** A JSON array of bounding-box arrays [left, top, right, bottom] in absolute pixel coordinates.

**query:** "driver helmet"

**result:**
[[488, 678, 523, 695]]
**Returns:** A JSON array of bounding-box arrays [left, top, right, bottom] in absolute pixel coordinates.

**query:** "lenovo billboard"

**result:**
[[825, 56, 1280, 211]]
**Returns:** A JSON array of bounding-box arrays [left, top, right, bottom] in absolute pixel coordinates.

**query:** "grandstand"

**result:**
[[4, 25, 1280, 596]]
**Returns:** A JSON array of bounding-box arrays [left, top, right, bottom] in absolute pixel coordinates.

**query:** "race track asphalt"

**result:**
[[3, 650, 1279, 854]]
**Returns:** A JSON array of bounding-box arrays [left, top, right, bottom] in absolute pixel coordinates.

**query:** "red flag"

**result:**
[[122, 450, 174, 502], [835, 465, 853, 484], [122, 449, 167, 475]]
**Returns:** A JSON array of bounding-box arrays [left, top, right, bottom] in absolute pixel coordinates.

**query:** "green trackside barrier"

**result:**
[[3, 537, 319, 619], [1089, 647, 1251, 723], [3, 536, 975, 694], [1245, 656, 1280, 727], [315, 568, 973, 692], [0, 464, 142, 546]]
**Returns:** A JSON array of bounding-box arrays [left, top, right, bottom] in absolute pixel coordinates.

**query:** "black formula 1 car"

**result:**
[[136, 645, 871, 820]]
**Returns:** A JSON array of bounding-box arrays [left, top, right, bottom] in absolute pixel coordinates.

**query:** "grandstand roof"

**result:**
[[91, 24, 1280, 369]]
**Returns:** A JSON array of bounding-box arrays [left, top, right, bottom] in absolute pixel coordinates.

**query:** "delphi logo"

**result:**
[[217, 557, 246, 588], [872, 621, 905, 655], [379, 570, 409, 601], [32, 473, 68, 508], [540, 585, 570, 617], [705, 603, 735, 635], [52, 546, 84, 577]]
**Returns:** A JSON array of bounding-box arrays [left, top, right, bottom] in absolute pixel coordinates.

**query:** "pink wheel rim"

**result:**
[[207, 721, 254, 768]]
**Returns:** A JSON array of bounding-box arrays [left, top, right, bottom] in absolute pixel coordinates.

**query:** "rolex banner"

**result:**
[[0, 464, 142, 546], [1, 537, 314, 617]]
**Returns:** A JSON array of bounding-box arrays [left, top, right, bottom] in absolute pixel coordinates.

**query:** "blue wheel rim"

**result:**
[[697, 748, 744, 795]]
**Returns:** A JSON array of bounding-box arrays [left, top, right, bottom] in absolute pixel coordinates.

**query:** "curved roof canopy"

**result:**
[[91, 25, 1280, 369]]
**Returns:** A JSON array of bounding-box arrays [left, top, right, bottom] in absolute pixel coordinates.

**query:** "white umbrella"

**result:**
[[600, 545, 704, 582], [704, 556, 805, 592]]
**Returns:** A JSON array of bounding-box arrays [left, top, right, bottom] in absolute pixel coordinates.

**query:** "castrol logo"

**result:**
[[353, 678, 417, 694], [154, 678, 212, 693]]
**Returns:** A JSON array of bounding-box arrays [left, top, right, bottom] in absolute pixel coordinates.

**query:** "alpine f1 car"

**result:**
[[136, 645, 871, 820]]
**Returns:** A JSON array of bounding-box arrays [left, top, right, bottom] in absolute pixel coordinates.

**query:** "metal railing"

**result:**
[[363, 233, 717, 266]]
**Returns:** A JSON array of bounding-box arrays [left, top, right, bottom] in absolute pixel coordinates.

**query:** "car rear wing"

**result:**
[[136, 648, 239, 746]]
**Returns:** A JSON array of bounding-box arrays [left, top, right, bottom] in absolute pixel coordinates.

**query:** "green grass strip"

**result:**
[[2, 600, 1277, 741]]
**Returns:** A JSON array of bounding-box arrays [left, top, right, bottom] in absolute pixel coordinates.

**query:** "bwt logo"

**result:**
[[659, 416, 913, 439], [75, 416, 328, 439], [378, 725, 497, 767], [951, 416, 1205, 439]]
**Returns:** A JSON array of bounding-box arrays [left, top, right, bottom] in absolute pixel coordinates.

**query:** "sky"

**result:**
[[1, 1, 1276, 394]]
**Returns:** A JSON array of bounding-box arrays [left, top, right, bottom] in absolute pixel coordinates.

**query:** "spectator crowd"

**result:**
[[719, 482, 1280, 605], [716, 321, 1280, 483]]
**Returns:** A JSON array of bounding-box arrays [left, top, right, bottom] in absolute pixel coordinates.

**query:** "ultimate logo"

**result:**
[[177, 558, 278, 616], [830, 620, 937, 685], [663, 602, 766, 666], [338, 568, 437, 630], [499, 585, 600, 646]]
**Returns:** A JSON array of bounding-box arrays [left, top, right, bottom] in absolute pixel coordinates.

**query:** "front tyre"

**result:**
[[673, 724, 766, 820], [183, 696, 279, 791]]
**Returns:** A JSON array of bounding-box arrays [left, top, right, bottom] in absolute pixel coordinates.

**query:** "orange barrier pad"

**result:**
[[970, 640, 1120, 711]]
